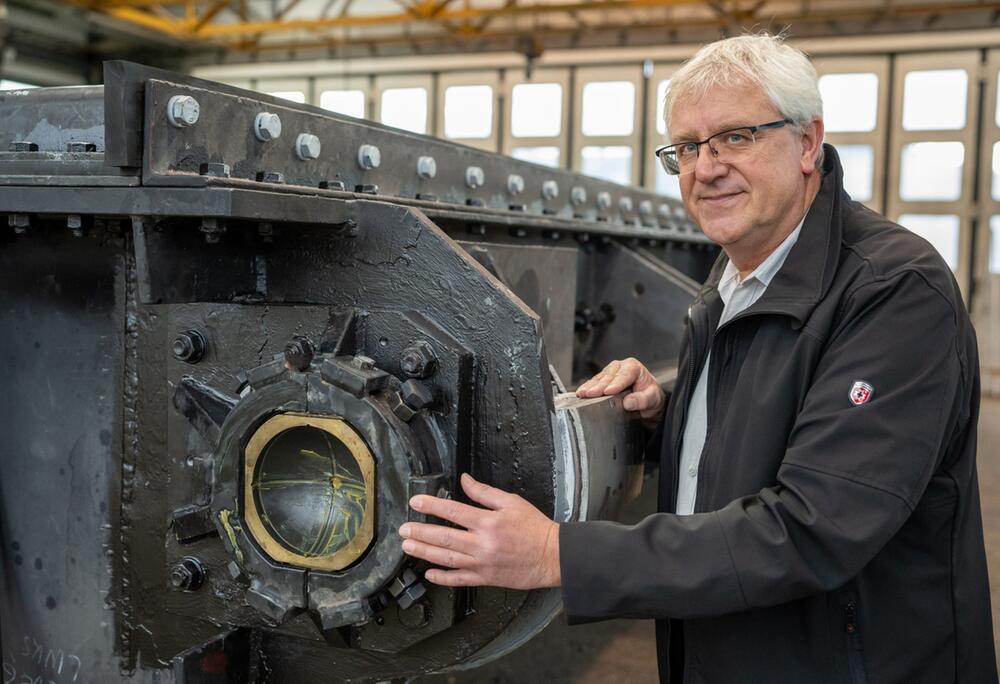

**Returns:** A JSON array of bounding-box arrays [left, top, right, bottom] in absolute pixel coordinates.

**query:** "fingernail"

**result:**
[[399, 523, 411, 538], [410, 496, 423, 511], [402, 540, 415, 553]]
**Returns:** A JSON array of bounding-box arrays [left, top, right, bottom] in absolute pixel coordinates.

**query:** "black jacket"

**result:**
[[559, 146, 997, 683]]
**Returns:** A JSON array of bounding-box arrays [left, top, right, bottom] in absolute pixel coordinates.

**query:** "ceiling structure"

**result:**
[[33, 0, 1000, 63]]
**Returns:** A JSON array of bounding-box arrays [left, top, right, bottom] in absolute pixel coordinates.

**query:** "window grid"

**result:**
[[572, 66, 643, 185], [887, 51, 979, 294], [975, 50, 1000, 394], [503, 69, 571, 172]]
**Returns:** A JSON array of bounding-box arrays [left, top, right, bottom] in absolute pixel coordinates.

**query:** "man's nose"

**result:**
[[693, 141, 727, 183]]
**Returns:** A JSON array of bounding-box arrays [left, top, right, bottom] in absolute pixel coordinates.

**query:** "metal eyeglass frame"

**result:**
[[654, 118, 793, 175]]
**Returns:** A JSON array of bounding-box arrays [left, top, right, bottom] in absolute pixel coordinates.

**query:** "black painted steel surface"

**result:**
[[0, 63, 717, 683]]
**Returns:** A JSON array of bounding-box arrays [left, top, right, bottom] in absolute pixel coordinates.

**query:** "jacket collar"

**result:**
[[695, 143, 845, 328]]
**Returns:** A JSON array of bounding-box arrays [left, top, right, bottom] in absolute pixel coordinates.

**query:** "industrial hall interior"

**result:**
[[3, 0, 1000, 682]]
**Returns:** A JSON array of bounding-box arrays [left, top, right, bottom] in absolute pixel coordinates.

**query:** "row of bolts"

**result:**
[[166, 94, 687, 224]]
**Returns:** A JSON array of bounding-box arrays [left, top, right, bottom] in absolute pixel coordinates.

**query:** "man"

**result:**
[[398, 34, 996, 682]]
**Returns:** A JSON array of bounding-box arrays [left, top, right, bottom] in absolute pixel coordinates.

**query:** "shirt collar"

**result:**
[[719, 215, 806, 294]]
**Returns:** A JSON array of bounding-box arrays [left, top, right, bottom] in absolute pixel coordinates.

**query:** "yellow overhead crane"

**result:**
[[51, 0, 1000, 52]]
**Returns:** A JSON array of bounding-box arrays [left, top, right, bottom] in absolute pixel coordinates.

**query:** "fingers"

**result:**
[[577, 358, 648, 398], [400, 538, 477, 569], [399, 521, 478, 555], [424, 568, 485, 587], [410, 494, 484, 529], [460, 473, 514, 510], [622, 383, 664, 412], [576, 360, 620, 397]]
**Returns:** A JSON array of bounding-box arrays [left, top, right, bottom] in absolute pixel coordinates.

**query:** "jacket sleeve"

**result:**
[[560, 270, 966, 621]]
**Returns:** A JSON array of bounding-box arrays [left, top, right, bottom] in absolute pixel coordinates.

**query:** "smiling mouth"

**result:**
[[700, 191, 742, 202]]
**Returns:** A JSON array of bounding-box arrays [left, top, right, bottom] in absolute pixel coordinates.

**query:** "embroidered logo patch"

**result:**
[[849, 380, 874, 406]]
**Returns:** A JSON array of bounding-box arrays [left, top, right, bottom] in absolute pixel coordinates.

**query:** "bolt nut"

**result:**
[[399, 340, 437, 379], [401, 379, 435, 411], [169, 556, 206, 591], [619, 196, 634, 213], [507, 174, 525, 195], [283, 335, 315, 371], [227, 560, 244, 580], [465, 166, 485, 189], [597, 191, 612, 210], [351, 355, 376, 371], [67, 215, 84, 237], [389, 392, 417, 422], [673, 204, 687, 219], [416, 156, 437, 179], [657, 204, 673, 224], [397, 599, 430, 628], [397, 582, 427, 611], [172, 330, 207, 363], [256, 170, 285, 184], [542, 179, 559, 200], [570, 186, 587, 206], [9, 141, 38, 152], [199, 162, 231, 178], [66, 141, 97, 153], [167, 95, 200, 128], [254, 112, 282, 142], [639, 200, 654, 218], [9, 214, 30, 234], [358, 144, 381, 170], [295, 133, 321, 160]]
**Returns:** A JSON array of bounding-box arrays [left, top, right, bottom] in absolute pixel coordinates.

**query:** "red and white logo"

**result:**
[[849, 380, 874, 406]]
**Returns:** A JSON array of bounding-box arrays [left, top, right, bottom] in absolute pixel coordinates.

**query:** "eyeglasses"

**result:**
[[654, 119, 793, 176]]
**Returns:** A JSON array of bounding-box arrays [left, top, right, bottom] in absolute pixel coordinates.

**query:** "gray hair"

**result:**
[[664, 33, 824, 163]]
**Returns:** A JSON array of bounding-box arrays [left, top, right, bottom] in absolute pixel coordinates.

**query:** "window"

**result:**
[[834, 144, 875, 202], [581, 81, 635, 136], [381, 87, 427, 134], [819, 73, 878, 132], [898, 214, 960, 270], [992, 216, 1000, 275], [899, 142, 965, 201], [511, 146, 561, 168], [0, 80, 38, 90], [269, 90, 306, 104], [902, 69, 968, 131], [444, 85, 493, 139], [993, 141, 1000, 201], [581, 145, 633, 185], [320, 90, 365, 118], [511, 83, 562, 137], [655, 79, 670, 136]]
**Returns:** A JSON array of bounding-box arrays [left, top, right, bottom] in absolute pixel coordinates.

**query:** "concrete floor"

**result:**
[[423, 396, 1000, 683]]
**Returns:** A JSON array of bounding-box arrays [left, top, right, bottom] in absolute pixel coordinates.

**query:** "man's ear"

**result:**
[[800, 118, 825, 174]]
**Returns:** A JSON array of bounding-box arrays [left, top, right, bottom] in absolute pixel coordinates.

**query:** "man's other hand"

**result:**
[[399, 473, 561, 590], [576, 357, 666, 425]]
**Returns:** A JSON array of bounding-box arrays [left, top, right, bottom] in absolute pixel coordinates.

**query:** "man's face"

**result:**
[[668, 83, 820, 253]]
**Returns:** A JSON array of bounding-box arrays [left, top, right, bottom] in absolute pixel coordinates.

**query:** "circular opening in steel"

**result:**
[[243, 413, 375, 571]]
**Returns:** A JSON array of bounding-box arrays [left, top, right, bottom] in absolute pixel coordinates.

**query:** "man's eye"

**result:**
[[725, 132, 750, 144], [678, 143, 699, 156]]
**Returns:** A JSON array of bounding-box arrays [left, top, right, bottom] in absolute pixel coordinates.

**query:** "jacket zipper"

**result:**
[[844, 602, 868, 684]]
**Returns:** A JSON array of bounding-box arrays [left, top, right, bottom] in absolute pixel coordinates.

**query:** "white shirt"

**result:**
[[675, 219, 805, 515]]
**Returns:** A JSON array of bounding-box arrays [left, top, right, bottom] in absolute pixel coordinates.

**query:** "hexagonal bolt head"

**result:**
[[256, 170, 286, 184], [66, 141, 97, 153], [597, 191, 612, 210], [169, 556, 206, 591], [67, 215, 85, 237], [295, 133, 321, 161], [358, 144, 381, 170], [465, 166, 485, 189], [639, 200, 654, 218], [200, 217, 226, 244], [416, 155, 437, 179], [254, 112, 282, 142], [399, 340, 437, 379], [657, 204, 673, 223], [397, 582, 427, 611], [9, 214, 30, 234], [619, 196, 634, 213], [199, 162, 231, 178], [351, 355, 376, 371], [166, 95, 200, 128], [397, 599, 430, 628], [283, 335, 315, 371], [507, 174, 525, 195], [227, 560, 245, 580], [389, 392, 417, 423], [9, 141, 38, 152], [172, 330, 207, 363], [401, 379, 435, 411], [673, 204, 688, 219], [542, 179, 559, 200], [570, 186, 587, 206]]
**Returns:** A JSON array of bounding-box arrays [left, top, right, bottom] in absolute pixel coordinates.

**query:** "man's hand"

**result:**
[[576, 357, 666, 425], [399, 473, 561, 590]]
